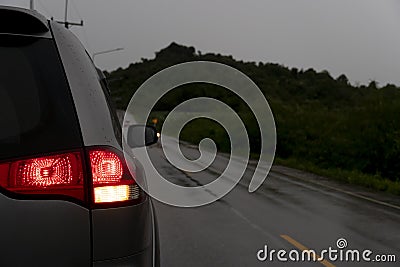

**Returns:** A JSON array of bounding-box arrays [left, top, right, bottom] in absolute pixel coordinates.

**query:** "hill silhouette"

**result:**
[[106, 43, 400, 191]]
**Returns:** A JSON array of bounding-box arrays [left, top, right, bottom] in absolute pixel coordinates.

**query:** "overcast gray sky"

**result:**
[[2, 0, 400, 86]]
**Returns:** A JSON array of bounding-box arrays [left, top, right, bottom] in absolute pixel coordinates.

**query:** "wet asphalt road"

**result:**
[[146, 140, 400, 267]]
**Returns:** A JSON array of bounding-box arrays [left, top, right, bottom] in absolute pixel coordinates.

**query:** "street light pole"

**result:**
[[92, 47, 124, 64]]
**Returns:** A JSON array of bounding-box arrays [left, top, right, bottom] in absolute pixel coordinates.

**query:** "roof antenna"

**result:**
[[56, 0, 83, 29]]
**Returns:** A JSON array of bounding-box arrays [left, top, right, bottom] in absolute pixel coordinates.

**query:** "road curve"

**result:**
[[145, 138, 400, 267]]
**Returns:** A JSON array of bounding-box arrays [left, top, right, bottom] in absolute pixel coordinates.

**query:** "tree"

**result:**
[[337, 74, 349, 85]]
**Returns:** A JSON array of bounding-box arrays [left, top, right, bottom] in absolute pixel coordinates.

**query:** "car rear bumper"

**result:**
[[93, 247, 152, 267], [92, 200, 159, 267]]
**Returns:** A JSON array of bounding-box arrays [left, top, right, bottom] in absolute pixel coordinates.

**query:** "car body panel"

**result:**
[[91, 200, 152, 261], [50, 21, 157, 265], [93, 249, 152, 267], [0, 8, 91, 265], [0, 193, 91, 266], [50, 21, 120, 149], [0, 7, 158, 266]]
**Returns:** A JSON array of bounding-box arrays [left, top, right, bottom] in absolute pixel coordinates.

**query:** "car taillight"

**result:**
[[0, 147, 142, 207], [0, 151, 85, 201], [88, 148, 141, 205], [90, 150, 123, 184]]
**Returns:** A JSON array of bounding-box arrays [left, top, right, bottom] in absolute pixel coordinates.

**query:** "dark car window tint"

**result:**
[[0, 35, 82, 160]]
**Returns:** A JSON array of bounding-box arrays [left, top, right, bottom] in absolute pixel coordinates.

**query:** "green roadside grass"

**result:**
[[178, 127, 400, 196], [275, 157, 400, 196], [148, 111, 400, 196]]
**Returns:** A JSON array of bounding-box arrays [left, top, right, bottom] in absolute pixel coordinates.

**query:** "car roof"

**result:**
[[0, 5, 50, 37]]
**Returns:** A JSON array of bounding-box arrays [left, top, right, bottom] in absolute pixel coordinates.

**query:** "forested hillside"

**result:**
[[106, 42, 400, 193]]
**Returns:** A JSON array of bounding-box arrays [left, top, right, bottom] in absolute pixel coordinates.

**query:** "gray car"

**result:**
[[0, 6, 159, 266]]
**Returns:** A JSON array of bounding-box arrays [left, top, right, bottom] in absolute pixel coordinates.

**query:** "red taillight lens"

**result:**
[[0, 147, 142, 207], [16, 155, 77, 187], [88, 148, 140, 204], [0, 151, 85, 201], [90, 150, 123, 184]]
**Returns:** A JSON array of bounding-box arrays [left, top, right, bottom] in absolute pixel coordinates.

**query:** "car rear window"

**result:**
[[0, 34, 82, 160]]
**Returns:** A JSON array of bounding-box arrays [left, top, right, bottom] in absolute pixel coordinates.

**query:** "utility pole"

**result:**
[[29, 0, 34, 10], [56, 0, 83, 29]]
